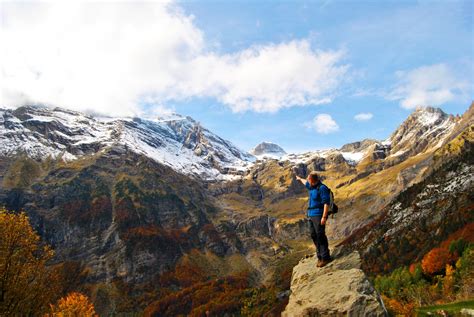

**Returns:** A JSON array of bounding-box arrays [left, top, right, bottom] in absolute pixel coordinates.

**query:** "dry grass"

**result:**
[[336, 151, 432, 200], [178, 248, 255, 278]]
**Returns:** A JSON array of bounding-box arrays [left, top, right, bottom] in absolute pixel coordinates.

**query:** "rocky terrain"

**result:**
[[282, 249, 387, 316], [211, 106, 466, 245], [281, 104, 472, 316], [0, 102, 472, 313], [338, 110, 474, 274]]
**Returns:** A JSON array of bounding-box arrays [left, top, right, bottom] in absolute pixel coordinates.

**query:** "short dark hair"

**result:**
[[309, 171, 319, 182]]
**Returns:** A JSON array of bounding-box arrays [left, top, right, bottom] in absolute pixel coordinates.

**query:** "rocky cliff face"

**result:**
[[0, 103, 471, 313], [282, 248, 387, 316], [338, 118, 474, 274], [0, 146, 301, 285], [1, 144, 219, 283]]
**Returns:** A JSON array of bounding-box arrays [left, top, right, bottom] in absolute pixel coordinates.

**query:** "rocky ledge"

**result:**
[[282, 249, 387, 316]]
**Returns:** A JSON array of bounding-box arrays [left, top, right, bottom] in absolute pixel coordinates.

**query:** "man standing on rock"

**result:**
[[295, 171, 333, 267]]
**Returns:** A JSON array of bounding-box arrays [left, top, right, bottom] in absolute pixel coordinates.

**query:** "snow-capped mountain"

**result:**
[[277, 106, 459, 167], [250, 142, 287, 159], [0, 105, 256, 181], [0, 103, 470, 315], [385, 106, 457, 158], [0, 104, 462, 182]]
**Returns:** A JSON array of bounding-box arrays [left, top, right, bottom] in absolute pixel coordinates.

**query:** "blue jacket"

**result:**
[[305, 180, 330, 217]]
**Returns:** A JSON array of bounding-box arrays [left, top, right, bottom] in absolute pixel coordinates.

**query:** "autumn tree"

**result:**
[[443, 264, 455, 299], [421, 247, 454, 275], [0, 206, 59, 315], [47, 292, 97, 317]]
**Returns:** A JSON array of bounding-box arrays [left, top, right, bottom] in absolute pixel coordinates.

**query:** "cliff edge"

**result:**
[[282, 249, 388, 316]]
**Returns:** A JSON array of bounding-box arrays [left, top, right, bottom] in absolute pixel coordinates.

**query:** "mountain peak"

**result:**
[[413, 105, 444, 112], [250, 141, 286, 159], [410, 106, 447, 126], [145, 110, 200, 123], [388, 105, 456, 157]]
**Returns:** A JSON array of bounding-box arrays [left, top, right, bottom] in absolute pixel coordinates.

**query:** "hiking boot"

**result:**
[[318, 257, 333, 268]]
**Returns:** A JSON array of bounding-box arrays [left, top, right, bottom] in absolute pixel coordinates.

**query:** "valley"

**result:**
[[0, 103, 472, 315]]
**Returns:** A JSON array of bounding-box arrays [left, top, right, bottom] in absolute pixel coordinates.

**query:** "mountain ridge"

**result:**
[[337, 110, 474, 274], [0, 104, 256, 181], [0, 102, 472, 314], [1, 104, 464, 184]]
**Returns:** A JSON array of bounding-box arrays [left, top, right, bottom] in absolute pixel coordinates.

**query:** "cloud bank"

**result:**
[[386, 64, 471, 109], [0, 1, 349, 116]]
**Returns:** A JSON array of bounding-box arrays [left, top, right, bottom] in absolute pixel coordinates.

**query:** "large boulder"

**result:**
[[282, 249, 387, 316]]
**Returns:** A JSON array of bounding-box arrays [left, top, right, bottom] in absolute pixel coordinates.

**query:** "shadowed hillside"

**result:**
[[1, 103, 472, 314]]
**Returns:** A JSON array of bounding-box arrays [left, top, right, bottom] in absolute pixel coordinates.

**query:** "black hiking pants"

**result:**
[[307, 215, 331, 260]]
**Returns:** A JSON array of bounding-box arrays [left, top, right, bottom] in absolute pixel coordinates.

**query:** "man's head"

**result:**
[[307, 171, 319, 186]]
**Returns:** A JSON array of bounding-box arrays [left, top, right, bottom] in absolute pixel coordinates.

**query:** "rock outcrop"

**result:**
[[282, 249, 387, 317], [250, 141, 286, 158]]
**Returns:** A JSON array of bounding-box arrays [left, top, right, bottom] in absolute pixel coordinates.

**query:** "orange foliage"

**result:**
[[421, 247, 455, 275], [439, 222, 474, 249], [145, 271, 252, 316], [419, 222, 473, 275], [0, 207, 60, 316], [47, 292, 97, 317], [443, 264, 455, 299], [126, 225, 160, 237], [381, 295, 416, 316], [174, 262, 208, 287], [123, 225, 189, 244], [159, 260, 208, 287]]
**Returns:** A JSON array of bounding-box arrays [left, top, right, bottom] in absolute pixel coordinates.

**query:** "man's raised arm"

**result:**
[[295, 174, 308, 185]]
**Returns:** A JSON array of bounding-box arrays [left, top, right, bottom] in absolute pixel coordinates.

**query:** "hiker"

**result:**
[[295, 171, 333, 267]]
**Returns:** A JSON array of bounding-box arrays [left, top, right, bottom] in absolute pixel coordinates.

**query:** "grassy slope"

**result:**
[[416, 300, 474, 315], [213, 148, 435, 240]]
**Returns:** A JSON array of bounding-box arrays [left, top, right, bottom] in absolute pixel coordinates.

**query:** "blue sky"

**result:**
[[1, 0, 473, 153], [171, 0, 473, 152]]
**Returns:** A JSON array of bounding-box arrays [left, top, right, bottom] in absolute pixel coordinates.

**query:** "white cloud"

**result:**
[[189, 41, 348, 113], [0, 1, 348, 116], [386, 64, 471, 109], [304, 113, 339, 134], [354, 112, 373, 121]]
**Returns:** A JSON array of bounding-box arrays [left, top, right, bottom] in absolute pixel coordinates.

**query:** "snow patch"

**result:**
[[341, 151, 365, 163], [417, 111, 441, 126]]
